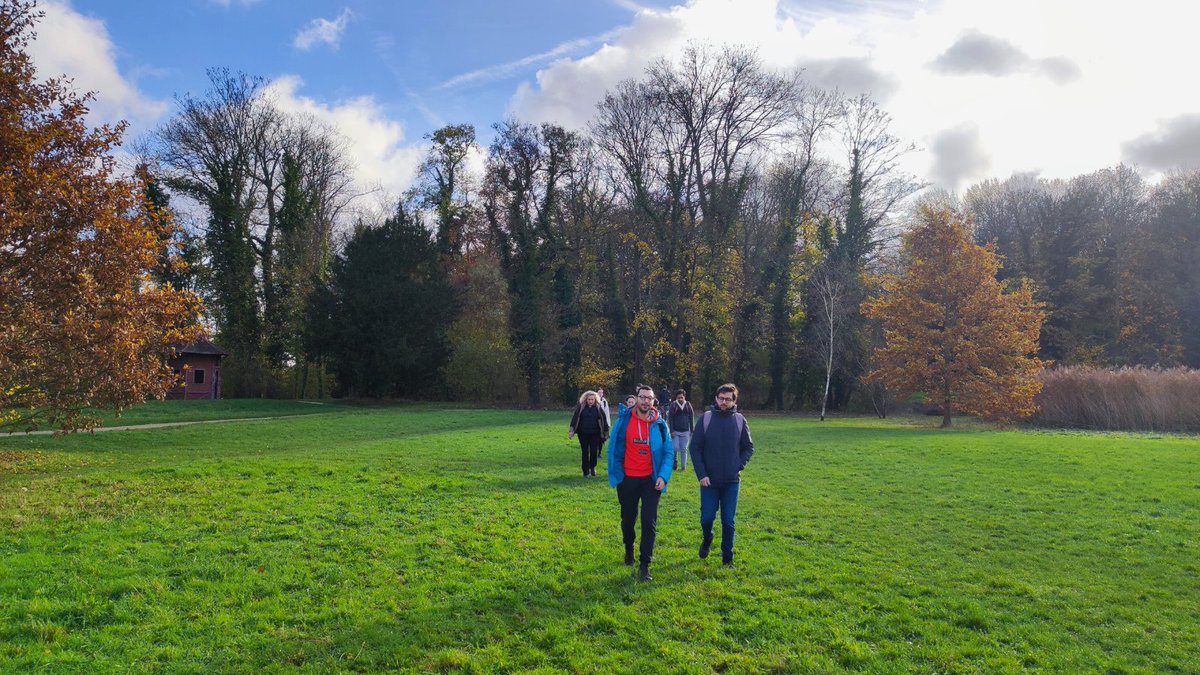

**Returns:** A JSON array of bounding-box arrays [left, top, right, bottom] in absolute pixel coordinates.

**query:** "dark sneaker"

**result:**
[[638, 565, 652, 581], [722, 557, 734, 568], [624, 550, 635, 566], [699, 539, 712, 560]]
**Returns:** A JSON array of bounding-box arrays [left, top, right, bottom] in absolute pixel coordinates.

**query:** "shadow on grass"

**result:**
[[323, 557, 668, 670], [484, 473, 605, 492]]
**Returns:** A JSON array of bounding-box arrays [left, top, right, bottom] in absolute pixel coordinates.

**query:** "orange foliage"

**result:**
[[0, 1, 202, 432], [863, 206, 1046, 427]]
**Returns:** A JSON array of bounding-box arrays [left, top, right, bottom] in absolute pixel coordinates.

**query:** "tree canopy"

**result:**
[[864, 207, 1046, 427], [0, 0, 202, 432]]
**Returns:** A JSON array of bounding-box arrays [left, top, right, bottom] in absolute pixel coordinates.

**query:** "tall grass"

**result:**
[[1034, 366, 1200, 432]]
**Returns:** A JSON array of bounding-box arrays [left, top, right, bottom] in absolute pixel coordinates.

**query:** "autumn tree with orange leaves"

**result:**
[[863, 206, 1046, 427], [0, 0, 202, 432]]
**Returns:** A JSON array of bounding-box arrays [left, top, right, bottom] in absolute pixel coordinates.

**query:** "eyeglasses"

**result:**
[[716, 396, 734, 402], [636, 395, 655, 401]]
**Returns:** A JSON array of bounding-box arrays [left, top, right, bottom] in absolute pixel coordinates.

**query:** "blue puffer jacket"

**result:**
[[608, 404, 675, 491]]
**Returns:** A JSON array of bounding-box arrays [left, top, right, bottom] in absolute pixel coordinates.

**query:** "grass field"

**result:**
[[1, 404, 1198, 672], [85, 398, 341, 428]]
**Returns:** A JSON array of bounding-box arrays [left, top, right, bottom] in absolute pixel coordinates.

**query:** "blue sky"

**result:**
[[64, 0, 668, 139], [30, 0, 1200, 199]]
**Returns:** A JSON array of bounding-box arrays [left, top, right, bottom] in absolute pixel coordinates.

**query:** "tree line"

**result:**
[[144, 45, 1198, 410], [147, 45, 926, 407], [6, 0, 1192, 433]]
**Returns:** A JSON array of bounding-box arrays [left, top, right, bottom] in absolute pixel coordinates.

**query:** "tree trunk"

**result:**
[[820, 291, 835, 421]]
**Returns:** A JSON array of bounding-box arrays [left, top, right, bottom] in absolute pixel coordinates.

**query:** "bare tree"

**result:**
[[838, 93, 923, 262], [646, 43, 800, 252], [810, 262, 854, 420], [150, 69, 358, 395]]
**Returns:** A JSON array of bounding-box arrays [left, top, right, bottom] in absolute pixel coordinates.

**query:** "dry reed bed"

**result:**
[[1034, 366, 1200, 432]]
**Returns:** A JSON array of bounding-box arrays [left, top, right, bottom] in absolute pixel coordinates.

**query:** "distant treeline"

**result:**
[[145, 45, 1200, 413]]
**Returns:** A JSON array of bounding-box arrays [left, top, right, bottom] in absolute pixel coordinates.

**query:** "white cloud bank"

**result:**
[[26, 3, 420, 202], [29, 0, 168, 132], [266, 76, 425, 202], [509, 0, 1200, 191]]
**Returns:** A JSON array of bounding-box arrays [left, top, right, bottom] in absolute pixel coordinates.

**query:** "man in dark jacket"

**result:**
[[668, 389, 694, 471], [688, 383, 754, 567]]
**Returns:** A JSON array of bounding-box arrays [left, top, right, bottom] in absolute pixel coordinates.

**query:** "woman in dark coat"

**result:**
[[569, 390, 610, 477]]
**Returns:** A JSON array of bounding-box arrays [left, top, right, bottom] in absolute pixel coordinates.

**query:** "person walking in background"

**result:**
[[596, 387, 611, 426], [569, 390, 609, 478], [689, 383, 754, 567], [658, 385, 672, 415], [668, 389, 694, 471], [608, 384, 674, 581]]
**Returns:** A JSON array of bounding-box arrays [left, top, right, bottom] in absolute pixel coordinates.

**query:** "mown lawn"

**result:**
[[87, 398, 341, 428], [1, 405, 1197, 672]]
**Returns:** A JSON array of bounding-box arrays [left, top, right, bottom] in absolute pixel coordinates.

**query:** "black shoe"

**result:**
[[638, 565, 652, 581], [699, 539, 712, 560], [590, 469, 597, 477], [624, 549, 635, 566], [722, 557, 734, 568]]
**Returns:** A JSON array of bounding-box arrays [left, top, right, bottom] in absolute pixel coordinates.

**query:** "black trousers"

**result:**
[[577, 433, 602, 475], [617, 475, 662, 566]]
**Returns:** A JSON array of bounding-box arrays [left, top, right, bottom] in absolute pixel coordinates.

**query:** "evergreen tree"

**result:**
[[314, 204, 456, 398]]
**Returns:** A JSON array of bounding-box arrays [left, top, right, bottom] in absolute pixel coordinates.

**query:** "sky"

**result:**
[[28, 0, 1200, 200]]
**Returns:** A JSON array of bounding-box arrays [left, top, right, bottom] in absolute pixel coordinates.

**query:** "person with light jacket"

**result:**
[[668, 389, 695, 471], [689, 382, 754, 567], [596, 387, 611, 426], [569, 390, 610, 478], [607, 384, 674, 581]]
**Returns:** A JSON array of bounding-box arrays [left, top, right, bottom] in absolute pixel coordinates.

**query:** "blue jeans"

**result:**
[[672, 431, 690, 470], [700, 481, 740, 561]]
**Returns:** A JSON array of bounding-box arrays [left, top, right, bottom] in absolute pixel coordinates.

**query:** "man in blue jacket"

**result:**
[[608, 384, 674, 581], [689, 383, 754, 567]]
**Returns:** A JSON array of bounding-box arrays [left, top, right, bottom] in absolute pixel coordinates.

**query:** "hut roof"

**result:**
[[173, 338, 229, 357]]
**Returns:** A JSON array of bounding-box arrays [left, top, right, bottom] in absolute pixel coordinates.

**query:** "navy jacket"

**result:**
[[667, 399, 694, 433], [689, 404, 754, 484]]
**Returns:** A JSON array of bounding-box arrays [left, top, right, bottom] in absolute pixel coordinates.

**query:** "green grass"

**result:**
[[86, 398, 340, 427], [1, 404, 1198, 672]]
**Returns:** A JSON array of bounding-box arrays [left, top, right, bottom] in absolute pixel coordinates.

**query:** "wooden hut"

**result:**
[[166, 339, 229, 400]]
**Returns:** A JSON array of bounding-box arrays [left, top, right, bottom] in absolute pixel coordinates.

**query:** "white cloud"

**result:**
[[439, 28, 623, 91], [508, 0, 1200, 185], [293, 8, 354, 52], [28, 0, 168, 132], [265, 76, 425, 200]]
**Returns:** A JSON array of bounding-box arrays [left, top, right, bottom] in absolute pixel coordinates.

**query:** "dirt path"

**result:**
[[3, 415, 317, 437]]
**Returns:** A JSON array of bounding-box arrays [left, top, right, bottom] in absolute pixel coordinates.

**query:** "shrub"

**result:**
[[1033, 366, 1200, 432]]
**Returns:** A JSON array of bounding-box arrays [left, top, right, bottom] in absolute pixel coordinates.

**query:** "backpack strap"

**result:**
[[702, 410, 744, 437]]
